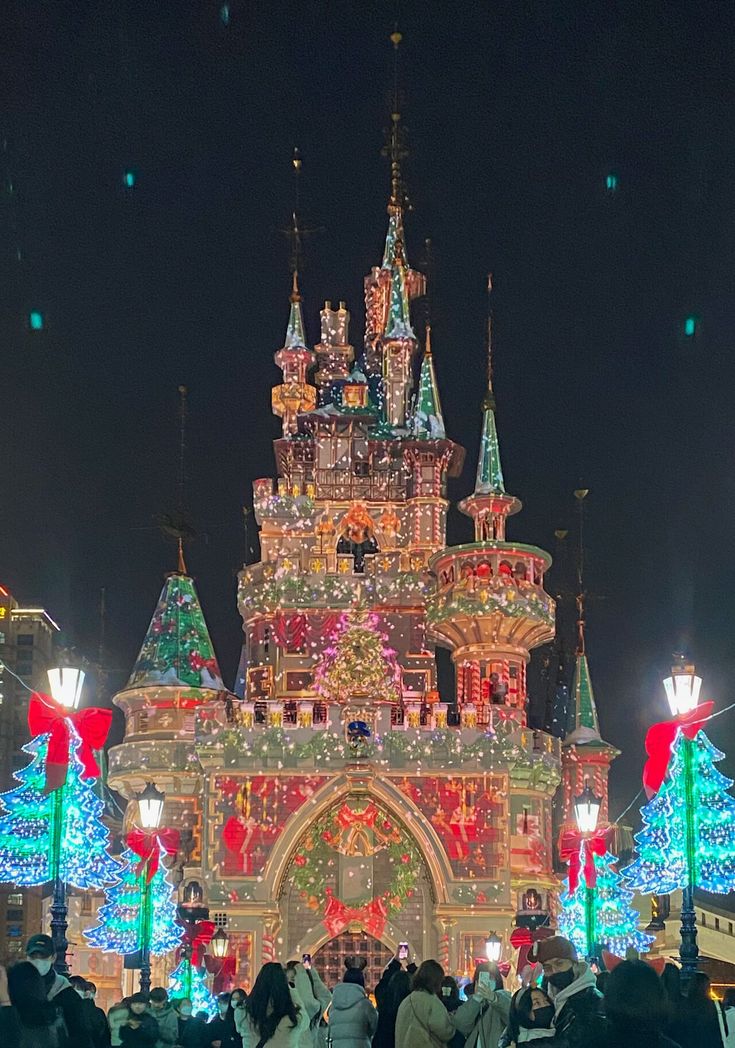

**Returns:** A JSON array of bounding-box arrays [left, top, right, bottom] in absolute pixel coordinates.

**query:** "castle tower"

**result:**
[[271, 273, 317, 435], [559, 595, 619, 830], [107, 557, 226, 846]]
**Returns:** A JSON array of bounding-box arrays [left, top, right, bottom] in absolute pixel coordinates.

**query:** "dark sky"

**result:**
[[2, 0, 735, 818]]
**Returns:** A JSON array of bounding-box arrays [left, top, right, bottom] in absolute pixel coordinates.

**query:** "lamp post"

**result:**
[[663, 656, 702, 977], [46, 666, 85, 975], [136, 782, 165, 993], [484, 932, 502, 964], [573, 780, 602, 964]]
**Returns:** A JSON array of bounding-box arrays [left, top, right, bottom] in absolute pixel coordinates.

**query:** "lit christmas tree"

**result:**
[[558, 849, 654, 958], [411, 327, 446, 439], [127, 573, 224, 690], [624, 730, 735, 895], [84, 846, 182, 955], [314, 611, 401, 704], [168, 959, 217, 1015], [0, 732, 119, 888]]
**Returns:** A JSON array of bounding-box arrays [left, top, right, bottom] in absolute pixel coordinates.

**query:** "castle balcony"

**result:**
[[107, 739, 203, 797], [252, 478, 318, 528], [237, 554, 429, 620], [426, 543, 555, 658]]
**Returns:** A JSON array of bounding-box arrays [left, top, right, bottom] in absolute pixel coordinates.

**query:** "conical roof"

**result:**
[[284, 272, 308, 349], [474, 399, 506, 495], [381, 207, 407, 270], [127, 573, 224, 691], [568, 652, 600, 738], [411, 328, 445, 439], [384, 239, 415, 340]]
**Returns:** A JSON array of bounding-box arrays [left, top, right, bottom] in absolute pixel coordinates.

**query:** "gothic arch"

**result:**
[[263, 773, 453, 907]]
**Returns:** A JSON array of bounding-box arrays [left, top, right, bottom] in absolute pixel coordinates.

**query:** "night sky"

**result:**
[[2, 1, 735, 818]]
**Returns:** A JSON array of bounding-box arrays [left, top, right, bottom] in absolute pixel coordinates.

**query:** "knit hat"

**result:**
[[344, 968, 365, 986], [528, 936, 577, 964]]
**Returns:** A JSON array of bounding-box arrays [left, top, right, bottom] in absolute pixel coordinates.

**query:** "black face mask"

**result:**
[[547, 968, 575, 990], [528, 1005, 555, 1029]]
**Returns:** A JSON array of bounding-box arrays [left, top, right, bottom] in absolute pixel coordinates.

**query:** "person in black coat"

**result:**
[[70, 977, 111, 1048], [26, 934, 93, 1048], [528, 936, 604, 1048], [374, 960, 402, 1015], [598, 960, 682, 1048], [373, 970, 411, 1048], [174, 997, 210, 1048], [206, 993, 241, 1048], [673, 972, 724, 1048], [0, 961, 70, 1048]]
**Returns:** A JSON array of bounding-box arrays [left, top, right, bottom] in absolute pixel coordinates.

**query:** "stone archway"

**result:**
[[313, 931, 393, 993]]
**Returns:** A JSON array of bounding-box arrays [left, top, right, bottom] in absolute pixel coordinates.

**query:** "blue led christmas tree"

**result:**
[[84, 846, 182, 955], [558, 849, 654, 958], [0, 732, 118, 888], [168, 959, 217, 1016], [624, 730, 735, 895]]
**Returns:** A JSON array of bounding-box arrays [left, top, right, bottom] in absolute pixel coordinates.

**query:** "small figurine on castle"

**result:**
[[337, 503, 379, 572], [347, 720, 371, 759]]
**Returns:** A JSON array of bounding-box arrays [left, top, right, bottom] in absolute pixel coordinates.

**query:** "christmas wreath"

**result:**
[[289, 802, 421, 930]]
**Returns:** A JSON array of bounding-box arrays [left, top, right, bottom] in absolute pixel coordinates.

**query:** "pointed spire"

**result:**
[[177, 537, 187, 575], [474, 276, 505, 493], [381, 30, 410, 271], [284, 269, 308, 348], [384, 235, 415, 339], [127, 571, 224, 692], [412, 325, 445, 439]]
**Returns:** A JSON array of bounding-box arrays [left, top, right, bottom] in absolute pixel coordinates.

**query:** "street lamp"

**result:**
[[209, 927, 230, 959], [573, 780, 602, 963], [46, 665, 86, 975], [484, 932, 502, 964], [136, 782, 165, 993], [663, 658, 702, 977]]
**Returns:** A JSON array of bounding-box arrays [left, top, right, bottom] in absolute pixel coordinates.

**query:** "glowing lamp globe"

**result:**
[[47, 667, 85, 710], [663, 659, 702, 717], [484, 932, 502, 963], [137, 782, 165, 830], [209, 928, 230, 959], [574, 782, 602, 835]]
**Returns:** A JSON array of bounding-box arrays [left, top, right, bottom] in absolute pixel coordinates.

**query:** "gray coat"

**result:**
[[328, 984, 378, 1048]]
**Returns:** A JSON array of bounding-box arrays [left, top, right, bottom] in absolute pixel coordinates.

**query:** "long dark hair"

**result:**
[[605, 960, 669, 1033], [245, 963, 299, 1041], [412, 961, 444, 995], [8, 962, 58, 1028], [388, 971, 412, 1012]]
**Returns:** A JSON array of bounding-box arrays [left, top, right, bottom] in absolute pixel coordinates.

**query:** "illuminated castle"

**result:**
[[107, 114, 563, 989]]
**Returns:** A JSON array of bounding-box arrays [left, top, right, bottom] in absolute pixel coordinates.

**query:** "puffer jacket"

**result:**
[[454, 989, 511, 1048], [108, 1004, 130, 1048], [547, 964, 604, 1048], [329, 984, 378, 1048], [395, 991, 455, 1048]]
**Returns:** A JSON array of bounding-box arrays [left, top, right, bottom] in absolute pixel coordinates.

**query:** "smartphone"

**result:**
[[478, 970, 492, 990], [302, 953, 312, 969], [398, 943, 409, 960]]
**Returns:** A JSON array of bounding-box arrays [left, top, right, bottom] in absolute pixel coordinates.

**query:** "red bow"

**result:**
[[336, 802, 378, 831], [126, 828, 180, 883], [179, 920, 215, 966], [28, 692, 112, 794], [323, 895, 387, 939], [559, 828, 610, 895], [643, 702, 714, 797]]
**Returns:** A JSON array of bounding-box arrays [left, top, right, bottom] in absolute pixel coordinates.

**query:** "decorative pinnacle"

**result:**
[[482, 273, 496, 411], [388, 29, 404, 211], [177, 537, 188, 576], [574, 488, 590, 656], [290, 269, 301, 302], [425, 323, 432, 356]]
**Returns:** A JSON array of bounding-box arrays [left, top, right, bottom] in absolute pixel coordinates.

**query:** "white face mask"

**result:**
[[29, 957, 53, 976]]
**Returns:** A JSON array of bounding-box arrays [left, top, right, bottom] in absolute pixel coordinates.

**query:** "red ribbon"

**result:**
[[559, 828, 610, 895], [335, 802, 378, 831], [323, 895, 387, 939], [643, 701, 714, 797], [126, 828, 180, 883], [28, 692, 112, 793], [179, 920, 215, 966]]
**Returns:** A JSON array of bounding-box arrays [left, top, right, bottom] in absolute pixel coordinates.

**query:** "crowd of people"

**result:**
[[1, 932, 733, 1048]]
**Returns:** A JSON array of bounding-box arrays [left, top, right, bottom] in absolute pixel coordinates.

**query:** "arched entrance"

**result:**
[[313, 931, 393, 992]]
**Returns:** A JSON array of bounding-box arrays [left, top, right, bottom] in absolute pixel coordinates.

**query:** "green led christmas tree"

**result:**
[[411, 327, 446, 439], [624, 730, 735, 895], [127, 572, 224, 690], [169, 959, 217, 1016], [84, 847, 182, 955], [0, 732, 119, 889], [558, 849, 654, 958], [314, 611, 401, 704]]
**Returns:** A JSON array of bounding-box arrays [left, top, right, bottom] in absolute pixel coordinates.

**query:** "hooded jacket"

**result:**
[[395, 990, 455, 1048], [147, 1003, 179, 1048], [329, 983, 378, 1048], [547, 964, 604, 1048], [454, 988, 511, 1048], [41, 969, 93, 1048]]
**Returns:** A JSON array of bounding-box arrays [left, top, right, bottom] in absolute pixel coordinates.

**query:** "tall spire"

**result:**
[[381, 29, 409, 271], [284, 269, 307, 349], [474, 275, 505, 494], [384, 235, 415, 339], [412, 325, 445, 439], [566, 489, 603, 740]]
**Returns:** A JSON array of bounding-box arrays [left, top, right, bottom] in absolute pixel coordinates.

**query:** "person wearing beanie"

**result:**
[[527, 936, 603, 1047], [329, 965, 377, 1048]]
